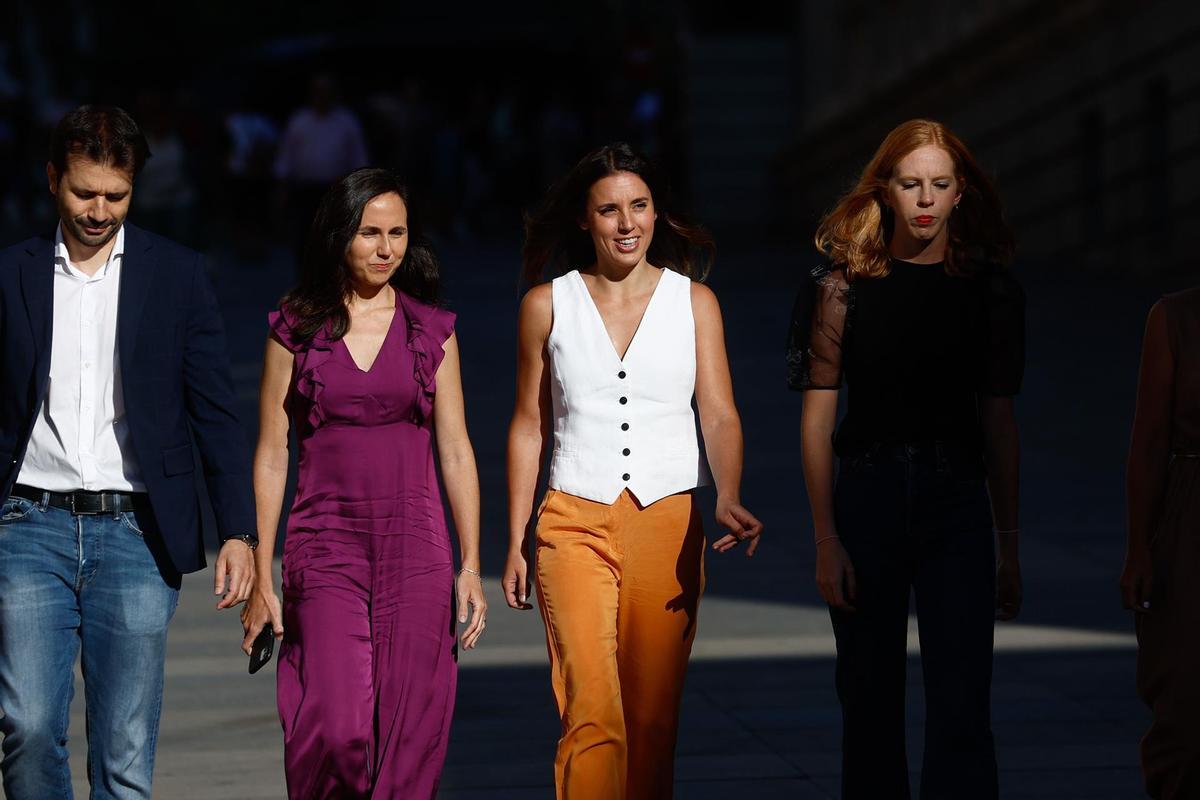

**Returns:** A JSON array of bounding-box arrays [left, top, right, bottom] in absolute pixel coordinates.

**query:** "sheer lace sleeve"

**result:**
[[981, 268, 1025, 396], [786, 264, 851, 391]]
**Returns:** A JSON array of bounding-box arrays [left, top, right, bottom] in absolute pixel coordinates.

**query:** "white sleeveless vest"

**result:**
[[547, 268, 711, 506]]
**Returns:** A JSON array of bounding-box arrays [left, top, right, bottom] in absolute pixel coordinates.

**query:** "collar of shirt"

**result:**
[[54, 223, 126, 281]]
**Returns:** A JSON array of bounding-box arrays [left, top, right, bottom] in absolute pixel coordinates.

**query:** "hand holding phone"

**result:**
[[248, 623, 276, 674]]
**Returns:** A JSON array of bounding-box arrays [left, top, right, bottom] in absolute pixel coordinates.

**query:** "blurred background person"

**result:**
[[222, 93, 280, 253], [131, 90, 198, 245], [274, 75, 369, 256]]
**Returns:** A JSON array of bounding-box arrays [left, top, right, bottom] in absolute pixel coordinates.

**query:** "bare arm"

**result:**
[[801, 389, 856, 610], [433, 334, 482, 571], [1121, 301, 1174, 612], [433, 333, 486, 648], [240, 334, 292, 651], [982, 396, 1022, 620], [504, 285, 552, 608], [692, 283, 763, 555], [800, 390, 839, 540], [252, 335, 292, 584], [982, 397, 1020, 532]]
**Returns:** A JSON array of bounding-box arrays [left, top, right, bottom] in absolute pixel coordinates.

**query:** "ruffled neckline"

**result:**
[[397, 292, 439, 426], [270, 293, 453, 431]]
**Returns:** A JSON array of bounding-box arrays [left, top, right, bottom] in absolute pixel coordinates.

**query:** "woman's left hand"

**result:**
[[456, 570, 487, 650], [711, 498, 764, 556], [995, 558, 1023, 621]]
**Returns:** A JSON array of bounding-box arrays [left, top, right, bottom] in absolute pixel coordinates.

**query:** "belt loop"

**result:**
[[38, 491, 49, 511]]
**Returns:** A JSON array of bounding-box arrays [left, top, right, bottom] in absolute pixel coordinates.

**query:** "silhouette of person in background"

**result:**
[[1122, 286, 1200, 800], [275, 75, 368, 256]]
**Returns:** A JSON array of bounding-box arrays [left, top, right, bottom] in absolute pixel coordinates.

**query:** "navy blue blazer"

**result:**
[[0, 224, 255, 574]]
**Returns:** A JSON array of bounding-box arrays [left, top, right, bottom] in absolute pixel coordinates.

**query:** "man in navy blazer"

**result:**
[[0, 106, 257, 799]]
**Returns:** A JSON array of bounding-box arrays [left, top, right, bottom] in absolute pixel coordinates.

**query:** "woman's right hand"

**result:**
[[240, 584, 284, 655], [1120, 543, 1154, 614], [502, 545, 533, 610], [815, 536, 857, 612]]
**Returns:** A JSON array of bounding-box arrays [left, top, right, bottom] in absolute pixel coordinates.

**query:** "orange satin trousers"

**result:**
[[534, 488, 705, 800]]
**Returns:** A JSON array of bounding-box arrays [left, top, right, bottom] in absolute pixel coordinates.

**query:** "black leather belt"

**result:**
[[11, 484, 146, 515]]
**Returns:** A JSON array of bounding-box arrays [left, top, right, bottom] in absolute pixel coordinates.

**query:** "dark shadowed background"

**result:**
[[3, 2, 1198, 797]]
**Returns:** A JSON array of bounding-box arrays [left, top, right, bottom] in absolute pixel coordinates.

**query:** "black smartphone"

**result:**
[[248, 624, 276, 674]]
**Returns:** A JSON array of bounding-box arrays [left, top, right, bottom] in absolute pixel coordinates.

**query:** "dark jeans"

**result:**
[[831, 443, 998, 800]]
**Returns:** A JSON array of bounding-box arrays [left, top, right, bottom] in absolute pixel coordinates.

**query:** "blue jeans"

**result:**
[[831, 443, 998, 800], [0, 493, 181, 800]]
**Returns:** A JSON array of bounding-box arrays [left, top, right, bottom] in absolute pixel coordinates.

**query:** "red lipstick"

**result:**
[[914, 215, 935, 225]]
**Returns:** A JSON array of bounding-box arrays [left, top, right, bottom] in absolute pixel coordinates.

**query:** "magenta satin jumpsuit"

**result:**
[[268, 292, 457, 799]]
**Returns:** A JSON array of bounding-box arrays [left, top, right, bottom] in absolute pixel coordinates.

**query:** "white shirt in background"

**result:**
[[274, 106, 369, 184]]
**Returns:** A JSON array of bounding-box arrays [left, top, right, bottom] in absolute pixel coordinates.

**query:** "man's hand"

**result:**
[[214, 539, 256, 609]]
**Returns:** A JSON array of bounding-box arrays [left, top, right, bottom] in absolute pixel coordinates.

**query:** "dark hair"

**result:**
[[522, 142, 714, 285], [281, 168, 441, 343], [49, 105, 150, 177]]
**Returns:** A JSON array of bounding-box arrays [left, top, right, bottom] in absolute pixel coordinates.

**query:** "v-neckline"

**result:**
[[341, 300, 400, 374], [573, 268, 667, 364]]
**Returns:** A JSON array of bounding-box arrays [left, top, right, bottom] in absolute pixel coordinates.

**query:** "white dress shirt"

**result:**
[[17, 224, 144, 492]]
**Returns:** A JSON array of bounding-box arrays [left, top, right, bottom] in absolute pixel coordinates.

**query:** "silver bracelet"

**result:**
[[460, 566, 481, 577], [814, 534, 840, 547], [994, 528, 1020, 535]]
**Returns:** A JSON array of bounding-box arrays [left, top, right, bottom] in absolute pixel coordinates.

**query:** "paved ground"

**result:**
[[55, 233, 1180, 798]]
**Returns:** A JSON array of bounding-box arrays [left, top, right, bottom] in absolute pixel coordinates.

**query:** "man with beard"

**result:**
[[0, 105, 257, 799]]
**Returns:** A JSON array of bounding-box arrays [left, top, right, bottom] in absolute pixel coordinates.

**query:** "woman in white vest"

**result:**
[[505, 142, 763, 799]]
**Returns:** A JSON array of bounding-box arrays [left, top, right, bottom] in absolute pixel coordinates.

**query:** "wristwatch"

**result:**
[[223, 533, 259, 551]]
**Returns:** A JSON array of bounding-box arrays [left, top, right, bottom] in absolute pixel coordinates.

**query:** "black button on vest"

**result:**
[[622, 473, 630, 481], [621, 423, 629, 431], [622, 448, 630, 456], [618, 371, 626, 379], [619, 397, 627, 405]]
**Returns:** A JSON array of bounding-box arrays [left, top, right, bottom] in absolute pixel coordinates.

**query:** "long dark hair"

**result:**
[[281, 168, 440, 342], [522, 142, 714, 285]]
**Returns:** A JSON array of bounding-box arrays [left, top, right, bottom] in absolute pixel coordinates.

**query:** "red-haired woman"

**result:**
[[788, 119, 1023, 800], [1122, 287, 1200, 800]]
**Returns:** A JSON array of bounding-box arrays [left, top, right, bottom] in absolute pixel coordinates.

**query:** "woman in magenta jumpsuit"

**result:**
[[241, 168, 487, 799]]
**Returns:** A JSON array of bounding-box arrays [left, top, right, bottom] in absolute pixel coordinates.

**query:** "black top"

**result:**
[[786, 258, 1025, 456]]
